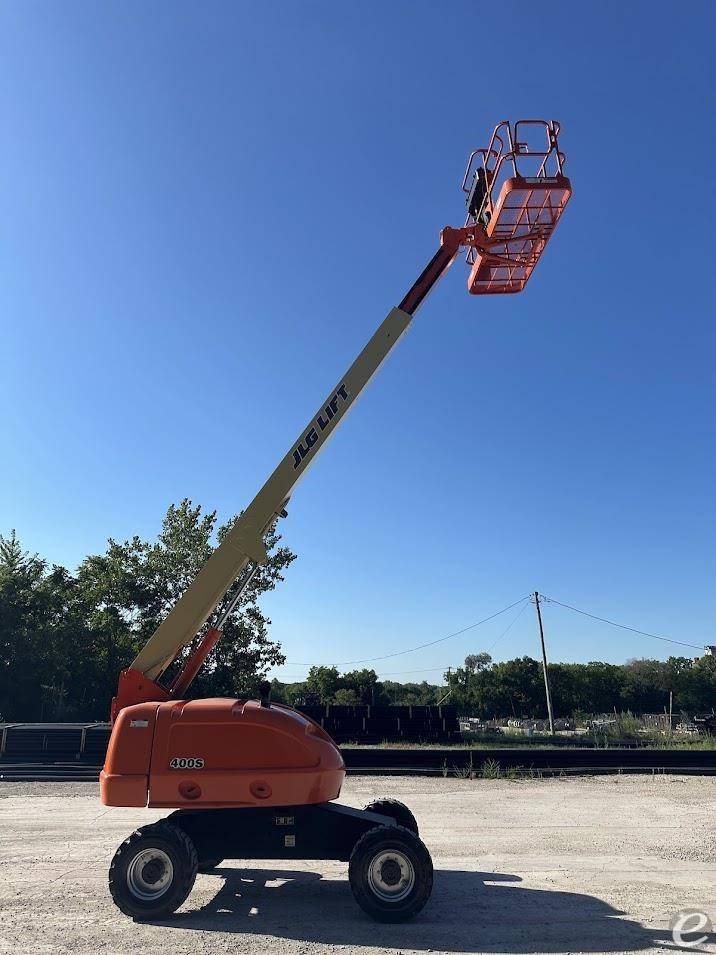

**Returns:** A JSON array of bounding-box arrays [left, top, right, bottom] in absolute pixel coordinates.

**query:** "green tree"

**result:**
[[465, 653, 492, 673], [619, 658, 669, 712], [379, 680, 440, 705], [342, 668, 378, 704], [0, 531, 82, 720], [443, 653, 495, 713], [304, 666, 341, 704], [666, 654, 716, 712], [0, 500, 295, 720]]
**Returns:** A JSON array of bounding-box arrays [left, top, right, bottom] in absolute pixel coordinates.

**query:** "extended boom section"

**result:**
[[102, 118, 571, 926], [117, 119, 571, 710], [128, 305, 416, 687]]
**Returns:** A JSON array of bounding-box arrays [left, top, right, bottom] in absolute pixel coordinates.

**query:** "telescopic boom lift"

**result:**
[[102, 120, 571, 924]]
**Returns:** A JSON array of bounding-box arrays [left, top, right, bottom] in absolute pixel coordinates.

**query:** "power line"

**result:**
[[284, 595, 529, 667], [376, 600, 531, 678], [542, 595, 704, 651], [272, 591, 705, 681], [272, 597, 532, 678], [486, 598, 530, 653]]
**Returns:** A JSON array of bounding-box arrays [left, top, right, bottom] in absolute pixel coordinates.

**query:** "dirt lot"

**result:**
[[1, 774, 714, 955]]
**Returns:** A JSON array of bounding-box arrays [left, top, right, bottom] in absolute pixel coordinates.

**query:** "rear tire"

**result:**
[[109, 821, 198, 921], [349, 825, 432, 922], [363, 798, 419, 835]]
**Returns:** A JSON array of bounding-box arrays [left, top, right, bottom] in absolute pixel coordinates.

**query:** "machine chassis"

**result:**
[[109, 801, 433, 923], [168, 801, 399, 863]]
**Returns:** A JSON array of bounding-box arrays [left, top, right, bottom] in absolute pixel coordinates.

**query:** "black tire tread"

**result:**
[[349, 824, 433, 922], [108, 820, 198, 920], [363, 798, 419, 835]]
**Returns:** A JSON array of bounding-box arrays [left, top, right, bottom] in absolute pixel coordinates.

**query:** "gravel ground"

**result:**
[[1, 775, 714, 955]]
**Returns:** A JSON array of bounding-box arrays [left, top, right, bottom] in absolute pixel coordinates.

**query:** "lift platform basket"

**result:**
[[462, 120, 572, 295]]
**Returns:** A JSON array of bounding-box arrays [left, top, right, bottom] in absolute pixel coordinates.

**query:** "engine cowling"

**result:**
[[100, 697, 345, 809]]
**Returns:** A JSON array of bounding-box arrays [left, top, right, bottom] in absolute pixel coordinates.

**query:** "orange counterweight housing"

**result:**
[[100, 701, 159, 806], [100, 698, 345, 810]]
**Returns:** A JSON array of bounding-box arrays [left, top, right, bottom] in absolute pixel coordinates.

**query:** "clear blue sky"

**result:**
[[1, 2, 715, 682]]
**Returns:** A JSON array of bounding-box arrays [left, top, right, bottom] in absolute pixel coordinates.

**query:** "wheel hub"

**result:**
[[368, 849, 415, 903], [141, 858, 165, 885], [126, 848, 174, 901], [380, 858, 402, 886]]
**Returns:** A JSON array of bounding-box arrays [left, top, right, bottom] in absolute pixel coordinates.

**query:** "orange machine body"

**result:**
[[100, 698, 346, 810]]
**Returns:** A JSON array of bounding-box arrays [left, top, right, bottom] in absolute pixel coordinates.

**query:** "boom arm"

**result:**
[[128, 237, 461, 687], [111, 118, 571, 718]]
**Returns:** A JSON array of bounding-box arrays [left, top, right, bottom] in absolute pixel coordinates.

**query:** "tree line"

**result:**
[[269, 666, 441, 708], [441, 652, 715, 718], [270, 651, 715, 717], [2, 504, 713, 722]]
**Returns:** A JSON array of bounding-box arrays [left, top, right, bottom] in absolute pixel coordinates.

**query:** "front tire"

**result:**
[[349, 825, 433, 922], [109, 821, 198, 920]]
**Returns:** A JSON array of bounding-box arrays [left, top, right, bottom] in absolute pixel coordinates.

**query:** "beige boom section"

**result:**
[[131, 306, 414, 682]]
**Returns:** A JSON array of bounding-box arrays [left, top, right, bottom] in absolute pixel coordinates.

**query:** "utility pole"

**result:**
[[669, 690, 673, 736], [437, 668, 453, 707], [533, 592, 555, 736]]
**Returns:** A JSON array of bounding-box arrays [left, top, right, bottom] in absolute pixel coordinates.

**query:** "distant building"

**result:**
[[704, 646, 716, 656]]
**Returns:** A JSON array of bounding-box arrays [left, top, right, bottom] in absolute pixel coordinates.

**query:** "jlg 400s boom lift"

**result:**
[[102, 120, 571, 922]]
